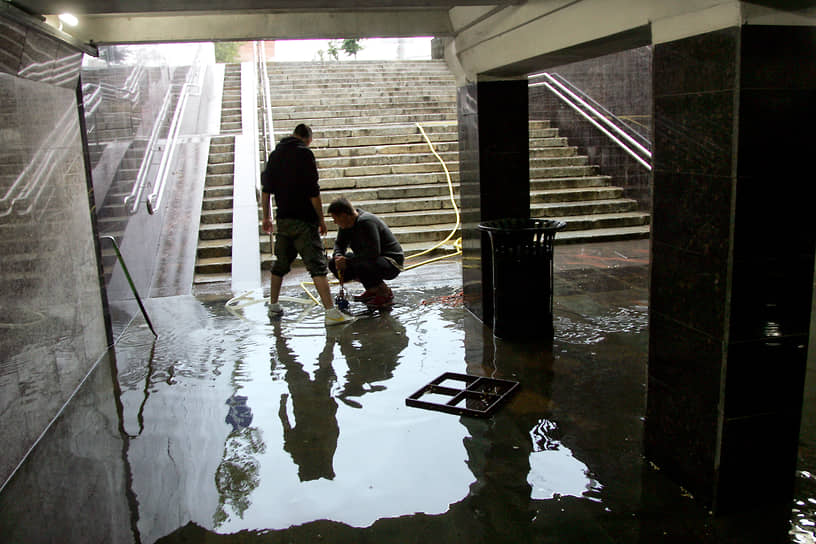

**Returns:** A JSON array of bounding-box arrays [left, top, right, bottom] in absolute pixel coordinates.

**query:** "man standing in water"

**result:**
[[261, 124, 354, 325]]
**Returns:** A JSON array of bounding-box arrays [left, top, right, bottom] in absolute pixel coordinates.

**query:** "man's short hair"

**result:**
[[328, 197, 355, 216], [293, 124, 312, 139]]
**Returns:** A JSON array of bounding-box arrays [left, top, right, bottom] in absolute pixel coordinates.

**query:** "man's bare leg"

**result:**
[[269, 273, 283, 303], [312, 274, 335, 309]]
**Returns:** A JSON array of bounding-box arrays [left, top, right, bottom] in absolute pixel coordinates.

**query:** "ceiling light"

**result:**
[[58, 13, 78, 27]]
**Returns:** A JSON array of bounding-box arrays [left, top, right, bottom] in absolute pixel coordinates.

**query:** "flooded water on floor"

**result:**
[[1, 257, 815, 543]]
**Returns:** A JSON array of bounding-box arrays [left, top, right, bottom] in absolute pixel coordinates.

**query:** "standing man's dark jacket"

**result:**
[[261, 136, 320, 224]]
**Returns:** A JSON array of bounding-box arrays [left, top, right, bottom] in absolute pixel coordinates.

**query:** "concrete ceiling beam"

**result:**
[[68, 9, 455, 44]]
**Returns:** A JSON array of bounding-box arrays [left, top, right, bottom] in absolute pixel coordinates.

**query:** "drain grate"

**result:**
[[405, 372, 520, 417]]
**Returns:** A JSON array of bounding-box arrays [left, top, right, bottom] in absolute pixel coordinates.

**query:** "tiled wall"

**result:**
[[721, 24, 815, 510], [528, 46, 652, 208], [0, 16, 109, 488], [646, 25, 815, 512]]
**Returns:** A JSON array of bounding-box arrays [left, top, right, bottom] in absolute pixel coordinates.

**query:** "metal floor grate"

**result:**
[[405, 372, 520, 417]]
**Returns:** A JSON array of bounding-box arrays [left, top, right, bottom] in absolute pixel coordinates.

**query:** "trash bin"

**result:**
[[478, 218, 566, 340]]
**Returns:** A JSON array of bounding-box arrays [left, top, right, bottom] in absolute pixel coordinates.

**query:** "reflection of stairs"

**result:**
[[528, 120, 650, 242], [193, 64, 241, 284]]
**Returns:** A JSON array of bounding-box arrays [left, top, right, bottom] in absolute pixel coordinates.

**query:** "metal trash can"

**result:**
[[478, 218, 566, 340]]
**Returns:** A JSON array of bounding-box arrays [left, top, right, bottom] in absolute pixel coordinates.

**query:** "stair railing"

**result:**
[[123, 84, 173, 214], [528, 72, 652, 171], [100, 235, 157, 337], [255, 41, 275, 197], [147, 60, 203, 215]]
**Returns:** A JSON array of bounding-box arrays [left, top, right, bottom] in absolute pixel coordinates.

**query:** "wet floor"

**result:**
[[1, 240, 815, 543]]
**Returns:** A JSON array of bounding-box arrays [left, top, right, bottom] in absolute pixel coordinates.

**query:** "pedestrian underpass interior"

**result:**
[[2, 2, 816, 542]]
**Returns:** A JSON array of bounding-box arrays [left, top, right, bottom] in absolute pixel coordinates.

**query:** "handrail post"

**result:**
[[100, 236, 158, 337]]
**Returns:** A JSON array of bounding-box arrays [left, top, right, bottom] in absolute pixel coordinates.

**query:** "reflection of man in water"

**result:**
[[273, 328, 339, 481], [329, 315, 408, 409]]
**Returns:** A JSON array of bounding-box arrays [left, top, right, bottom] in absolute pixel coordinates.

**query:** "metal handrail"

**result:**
[[123, 83, 174, 214], [549, 73, 651, 150], [100, 236, 157, 337], [529, 72, 652, 171], [255, 41, 275, 196], [147, 62, 202, 214]]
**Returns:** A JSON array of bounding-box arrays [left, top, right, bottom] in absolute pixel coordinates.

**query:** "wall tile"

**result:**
[[717, 414, 800, 512], [651, 172, 732, 257], [653, 27, 738, 96], [648, 314, 724, 409], [650, 240, 728, 339], [644, 377, 718, 507], [741, 25, 816, 90], [653, 91, 735, 177], [730, 253, 814, 341], [725, 336, 808, 419]]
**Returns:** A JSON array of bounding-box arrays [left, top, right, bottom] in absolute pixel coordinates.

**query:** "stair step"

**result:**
[[531, 199, 641, 217], [554, 225, 651, 244], [195, 255, 232, 274], [197, 238, 232, 259], [198, 223, 233, 240], [315, 149, 458, 166], [531, 187, 624, 203], [201, 209, 234, 224], [259, 240, 459, 270], [530, 175, 612, 189], [320, 171, 459, 190]]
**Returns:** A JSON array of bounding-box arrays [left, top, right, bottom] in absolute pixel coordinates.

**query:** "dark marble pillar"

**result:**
[[646, 25, 815, 513], [459, 79, 530, 325]]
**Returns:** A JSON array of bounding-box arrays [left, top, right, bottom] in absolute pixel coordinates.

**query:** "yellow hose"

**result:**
[[297, 121, 462, 302], [404, 122, 462, 261]]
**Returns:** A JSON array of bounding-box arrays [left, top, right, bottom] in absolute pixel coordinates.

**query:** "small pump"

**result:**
[[335, 271, 350, 312]]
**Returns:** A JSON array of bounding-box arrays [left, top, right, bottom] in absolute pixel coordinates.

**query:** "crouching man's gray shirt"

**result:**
[[333, 209, 404, 265]]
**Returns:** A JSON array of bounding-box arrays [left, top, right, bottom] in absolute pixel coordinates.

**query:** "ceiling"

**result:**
[[13, 0, 499, 16]]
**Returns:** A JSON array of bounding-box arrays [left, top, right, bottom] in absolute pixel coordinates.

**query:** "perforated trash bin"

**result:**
[[478, 218, 566, 340]]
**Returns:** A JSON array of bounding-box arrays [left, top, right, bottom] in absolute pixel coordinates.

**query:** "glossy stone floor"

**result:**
[[1, 240, 815, 543]]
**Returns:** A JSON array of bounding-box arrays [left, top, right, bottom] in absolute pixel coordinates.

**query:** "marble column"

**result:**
[[646, 25, 815, 513], [459, 79, 529, 325]]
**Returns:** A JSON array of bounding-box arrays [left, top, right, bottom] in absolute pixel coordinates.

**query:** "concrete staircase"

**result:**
[[528, 121, 650, 241], [256, 60, 648, 273], [193, 64, 241, 284], [259, 60, 461, 269]]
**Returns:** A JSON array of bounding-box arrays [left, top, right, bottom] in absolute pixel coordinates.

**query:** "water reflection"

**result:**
[[528, 419, 603, 502], [273, 323, 340, 481], [207, 287, 474, 531]]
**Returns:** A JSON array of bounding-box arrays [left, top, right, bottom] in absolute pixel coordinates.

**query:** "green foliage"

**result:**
[[214, 41, 241, 64], [341, 38, 363, 59], [327, 41, 340, 61]]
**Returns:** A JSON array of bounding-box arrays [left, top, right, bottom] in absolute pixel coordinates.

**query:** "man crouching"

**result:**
[[328, 197, 404, 307]]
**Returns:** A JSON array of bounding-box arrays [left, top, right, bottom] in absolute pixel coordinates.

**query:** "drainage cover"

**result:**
[[405, 372, 520, 417]]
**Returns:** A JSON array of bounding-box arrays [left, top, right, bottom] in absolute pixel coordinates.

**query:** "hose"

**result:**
[[286, 121, 463, 304]]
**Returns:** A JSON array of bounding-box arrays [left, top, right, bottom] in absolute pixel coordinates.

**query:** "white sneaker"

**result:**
[[325, 307, 355, 326]]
